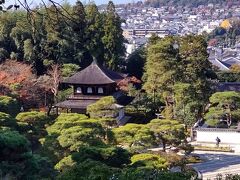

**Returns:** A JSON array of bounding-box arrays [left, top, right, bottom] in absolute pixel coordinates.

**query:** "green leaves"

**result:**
[[143, 36, 178, 98], [46, 113, 90, 135], [16, 111, 50, 126], [45, 113, 114, 155], [87, 96, 117, 118], [58, 125, 105, 151], [209, 91, 240, 105], [143, 35, 216, 124], [147, 119, 185, 151], [61, 63, 80, 78], [0, 129, 54, 179], [0, 112, 17, 130], [113, 119, 185, 152], [113, 123, 155, 149], [0, 96, 20, 116], [205, 91, 240, 127], [0, 129, 29, 152], [102, 1, 125, 70], [40, 112, 193, 179], [131, 153, 168, 169], [57, 159, 117, 180], [0, 1, 125, 74]]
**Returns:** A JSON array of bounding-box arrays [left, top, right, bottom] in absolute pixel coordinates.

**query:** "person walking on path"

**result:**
[[216, 137, 221, 147]]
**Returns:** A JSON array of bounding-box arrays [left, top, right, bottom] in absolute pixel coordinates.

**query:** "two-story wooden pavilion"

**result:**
[[55, 60, 128, 118]]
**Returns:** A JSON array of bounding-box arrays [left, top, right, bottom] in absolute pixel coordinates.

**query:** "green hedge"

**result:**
[[0, 96, 20, 116]]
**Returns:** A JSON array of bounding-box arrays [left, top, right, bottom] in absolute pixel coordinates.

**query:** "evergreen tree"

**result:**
[[179, 35, 214, 119], [28, 10, 47, 75], [126, 46, 146, 79], [205, 91, 240, 127], [70, 1, 88, 67], [143, 36, 179, 116], [44, 5, 66, 64], [143, 35, 215, 123], [10, 11, 31, 60], [102, 1, 125, 70], [85, 3, 104, 65]]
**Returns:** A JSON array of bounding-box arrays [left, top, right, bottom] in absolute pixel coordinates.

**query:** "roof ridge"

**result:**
[[94, 63, 115, 83]]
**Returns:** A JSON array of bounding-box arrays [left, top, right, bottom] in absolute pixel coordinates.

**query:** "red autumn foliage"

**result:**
[[0, 60, 35, 85], [117, 76, 141, 92], [0, 60, 52, 110]]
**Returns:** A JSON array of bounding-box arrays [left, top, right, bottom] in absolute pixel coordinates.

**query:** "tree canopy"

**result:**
[[87, 96, 117, 118], [143, 35, 215, 125], [205, 91, 240, 127], [0, 1, 125, 74]]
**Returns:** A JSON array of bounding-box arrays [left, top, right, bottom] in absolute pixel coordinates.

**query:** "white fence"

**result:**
[[195, 128, 240, 144]]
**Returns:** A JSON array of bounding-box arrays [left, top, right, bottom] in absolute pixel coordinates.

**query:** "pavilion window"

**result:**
[[87, 87, 93, 94], [98, 87, 104, 94], [76, 87, 82, 93]]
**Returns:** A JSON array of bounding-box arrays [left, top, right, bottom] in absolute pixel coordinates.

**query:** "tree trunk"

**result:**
[[47, 102, 53, 116], [226, 113, 232, 127], [162, 140, 166, 152]]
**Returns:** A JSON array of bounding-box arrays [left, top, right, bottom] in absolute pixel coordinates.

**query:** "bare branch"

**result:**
[[47, 64, 61, 98]]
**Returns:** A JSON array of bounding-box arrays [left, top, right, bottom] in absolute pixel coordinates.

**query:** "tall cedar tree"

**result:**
[[44, 5, 67, 64], [102, 1, 125, 70], [70, 1, 88, 67], [85, 3, 105, 65], [29, 11, 47, 75]]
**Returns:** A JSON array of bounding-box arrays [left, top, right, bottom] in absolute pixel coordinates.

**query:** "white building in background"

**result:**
[[125, 43, 136, 57]]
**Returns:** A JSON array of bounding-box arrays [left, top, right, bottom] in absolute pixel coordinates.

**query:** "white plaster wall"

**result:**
[[117, 109, 124, 121], [196, 130, 240, 144]]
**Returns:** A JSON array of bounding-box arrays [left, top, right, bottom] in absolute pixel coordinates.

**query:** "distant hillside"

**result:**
[[144, 0, 239, 7]]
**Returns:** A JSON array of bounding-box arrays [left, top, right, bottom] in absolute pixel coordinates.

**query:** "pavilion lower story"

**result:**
[[55, 99, 97, 114]]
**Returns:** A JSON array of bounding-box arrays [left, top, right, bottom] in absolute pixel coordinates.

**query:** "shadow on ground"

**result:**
[[190, 152, 240, 174]]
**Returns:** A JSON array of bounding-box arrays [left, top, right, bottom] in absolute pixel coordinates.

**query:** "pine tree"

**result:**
[[143, 35, 216, 122], [179, 35, 214, 119], [143, 36, 179, 116]]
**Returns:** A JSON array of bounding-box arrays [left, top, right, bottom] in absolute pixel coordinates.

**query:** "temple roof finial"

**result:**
[[92, 56, 97, 65]]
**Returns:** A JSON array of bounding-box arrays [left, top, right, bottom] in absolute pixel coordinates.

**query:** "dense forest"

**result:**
[[144, 0, 239, 7], [0, 0, 125, 75]]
